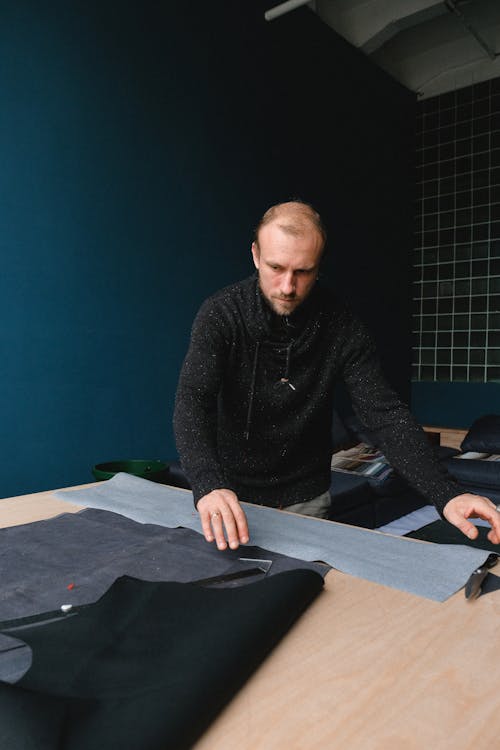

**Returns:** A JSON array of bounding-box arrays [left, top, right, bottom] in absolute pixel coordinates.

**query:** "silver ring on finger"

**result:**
[[211, 511, 221, 521], [495, 505, 500, 513]]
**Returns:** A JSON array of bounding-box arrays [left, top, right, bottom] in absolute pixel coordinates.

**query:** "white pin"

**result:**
[[61, 604, 73, 613]]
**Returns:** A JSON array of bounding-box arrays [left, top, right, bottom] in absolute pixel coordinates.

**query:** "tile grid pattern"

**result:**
[[413, 76, 500, 383]]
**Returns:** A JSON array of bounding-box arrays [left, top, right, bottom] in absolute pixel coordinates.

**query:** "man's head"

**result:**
[[252, 201, 326, 316]]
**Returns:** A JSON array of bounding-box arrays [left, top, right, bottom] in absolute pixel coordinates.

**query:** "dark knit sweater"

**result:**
[[173, 274, 461, 514]]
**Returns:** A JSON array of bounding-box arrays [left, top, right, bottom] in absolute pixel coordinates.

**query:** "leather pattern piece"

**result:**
[[0, 507, 328, 624], [0, 572, 323, 750], [461, 414, 500, 453], [407, 519, 500, 553]]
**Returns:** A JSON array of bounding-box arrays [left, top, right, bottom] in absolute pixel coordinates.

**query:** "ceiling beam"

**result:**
[[316, 0, 448, 53]]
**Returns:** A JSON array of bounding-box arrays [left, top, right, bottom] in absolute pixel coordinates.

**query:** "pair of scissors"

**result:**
[[465, 553, 499, 600]]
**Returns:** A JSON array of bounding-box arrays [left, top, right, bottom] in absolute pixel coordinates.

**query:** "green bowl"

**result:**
[[92, 459, 169, 482]]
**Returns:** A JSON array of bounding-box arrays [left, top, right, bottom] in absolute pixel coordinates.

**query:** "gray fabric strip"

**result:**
[[55, 473, 490, 601]]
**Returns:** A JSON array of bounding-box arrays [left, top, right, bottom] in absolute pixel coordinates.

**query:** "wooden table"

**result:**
[[2, 485, 499, 750], [423, 424, 468, 450]]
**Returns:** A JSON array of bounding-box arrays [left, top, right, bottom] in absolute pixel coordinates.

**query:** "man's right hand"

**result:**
[[197, 489, 249, 550]]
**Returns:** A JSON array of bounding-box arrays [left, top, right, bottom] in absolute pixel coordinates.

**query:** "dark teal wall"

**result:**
[[412, 383, 500, 428], [0, 1, 415, 497]]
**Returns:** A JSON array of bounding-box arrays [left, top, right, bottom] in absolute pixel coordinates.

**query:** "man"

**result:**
[[174, 201, 500, 550]]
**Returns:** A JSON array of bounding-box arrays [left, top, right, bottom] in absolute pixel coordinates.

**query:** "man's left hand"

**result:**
[[443, 493, 500, 544]]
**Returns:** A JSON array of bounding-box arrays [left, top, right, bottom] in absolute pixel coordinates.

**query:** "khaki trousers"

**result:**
[[284, 490, 331, 519]]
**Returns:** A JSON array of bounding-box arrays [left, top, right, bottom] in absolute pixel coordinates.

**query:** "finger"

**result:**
[[210, 511, 228, 551], [231, 504, 249, 544], [485, 505, 500, 544], [219, 508, 241, 550], [483, 510, 500, 545], [466, 498, 500, 544], [200, 509, 216, 543], [447, 513, 479, 540], [487, 527, 500, 545]]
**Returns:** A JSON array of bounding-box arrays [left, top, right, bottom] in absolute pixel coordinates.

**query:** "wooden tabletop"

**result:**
[[2, 485, 499, 750]]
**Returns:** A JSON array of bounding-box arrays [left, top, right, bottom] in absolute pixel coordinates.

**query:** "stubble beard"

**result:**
[[269, 296, 300, 316], [259, 281, 300, 316]]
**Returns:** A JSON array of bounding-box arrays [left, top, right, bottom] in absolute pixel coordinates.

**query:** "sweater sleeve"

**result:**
[[173, 299, 232, 505], [338, 311, 464, 516]]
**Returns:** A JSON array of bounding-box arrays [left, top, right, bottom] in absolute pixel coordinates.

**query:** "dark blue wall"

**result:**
[[0, 1, 415, 497], [412, 382, 500, 428]]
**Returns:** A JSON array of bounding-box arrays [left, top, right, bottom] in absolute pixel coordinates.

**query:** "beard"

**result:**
[[257, 270, 318, 317], [268, 295, 300, 316]]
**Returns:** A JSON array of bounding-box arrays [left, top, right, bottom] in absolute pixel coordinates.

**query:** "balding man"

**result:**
[[174, 201, 500, 550]]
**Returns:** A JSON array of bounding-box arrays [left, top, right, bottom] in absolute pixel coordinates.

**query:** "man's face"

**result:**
[[251, 222, 323, 316]]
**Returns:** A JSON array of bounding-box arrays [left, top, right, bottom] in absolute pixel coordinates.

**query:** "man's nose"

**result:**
[[281, 271, 295, 296]]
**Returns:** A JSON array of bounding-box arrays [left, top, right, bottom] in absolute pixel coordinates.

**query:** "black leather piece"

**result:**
[[461, 414, 500, 453], [166, 460, 192, 489], [444, 456, 500, 487], [406, 519, 499, 553], [0, 572, 323, 750], [0, 508, 328, 624], [329, 476, 375, 526], [437, 446, 460, 460]]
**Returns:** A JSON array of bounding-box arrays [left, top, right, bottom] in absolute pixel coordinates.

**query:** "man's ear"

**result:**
[[251, 242, 260, 270]]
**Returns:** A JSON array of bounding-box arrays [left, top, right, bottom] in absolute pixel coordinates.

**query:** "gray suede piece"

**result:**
[[0, 505, 328, 681], [0, 507, 326, 624], [55, 473, 490, 601]]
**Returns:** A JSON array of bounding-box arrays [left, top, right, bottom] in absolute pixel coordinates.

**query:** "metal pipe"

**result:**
[[265, 0, 311, 22]]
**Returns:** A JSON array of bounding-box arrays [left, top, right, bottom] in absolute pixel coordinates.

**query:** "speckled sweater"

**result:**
[[173, 274, 461, 513]]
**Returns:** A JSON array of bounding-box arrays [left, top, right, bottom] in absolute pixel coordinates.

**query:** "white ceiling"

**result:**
[[298, 0, 500, 99]]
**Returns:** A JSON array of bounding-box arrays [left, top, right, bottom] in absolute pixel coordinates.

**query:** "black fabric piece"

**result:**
[[477, 573, 500, 596], [444, 455, 500, 488], [0, 568, 267, 634], [406, 522, 500, 599], [0, 682, 65, 750], [0, 508, 328, 624], [0, 572, 323, 750], [406, 519, 499, 553], [441, 457, 500, 504], [437, 446, 460, 460], [190, 566, 266, 586], [460, 414, 500, 453]]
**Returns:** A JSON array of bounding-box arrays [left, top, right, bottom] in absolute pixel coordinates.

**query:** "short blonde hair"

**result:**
[[254, 200, 327, 249]]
